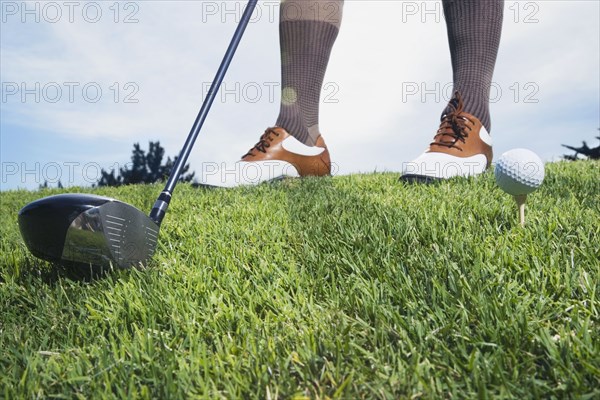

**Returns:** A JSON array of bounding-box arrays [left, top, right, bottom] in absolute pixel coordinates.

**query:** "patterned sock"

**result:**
[[442, 0, 504, 133], [275, 0, 344, 145]]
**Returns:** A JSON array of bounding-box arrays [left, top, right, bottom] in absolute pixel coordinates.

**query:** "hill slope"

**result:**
[[1, 161, 599, 398]]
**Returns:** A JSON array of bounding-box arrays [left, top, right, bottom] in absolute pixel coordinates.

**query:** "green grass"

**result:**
[[1, 161, 599, 399]]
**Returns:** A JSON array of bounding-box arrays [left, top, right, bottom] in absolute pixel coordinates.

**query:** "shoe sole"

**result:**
[[192, 174, 300, 189], [399, 174, 442, 184]]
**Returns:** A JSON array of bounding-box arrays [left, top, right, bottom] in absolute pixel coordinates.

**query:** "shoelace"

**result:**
[[242, 128, 281, 158], [431, 91, 474, 151]]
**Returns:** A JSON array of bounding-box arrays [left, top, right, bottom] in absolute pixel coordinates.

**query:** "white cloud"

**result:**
[[1, 0, 599, 187]]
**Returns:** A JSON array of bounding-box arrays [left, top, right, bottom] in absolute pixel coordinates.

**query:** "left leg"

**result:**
[[401, 0, 504, 182]]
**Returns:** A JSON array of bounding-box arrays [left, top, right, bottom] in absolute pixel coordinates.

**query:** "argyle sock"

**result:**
[[442, 0, 504, 132], [275, 0, 344, 145]]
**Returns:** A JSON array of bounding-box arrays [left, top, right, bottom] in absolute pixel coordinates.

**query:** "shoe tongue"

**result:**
[[440, 98, 460, 122], [448, 96, 460, 110]]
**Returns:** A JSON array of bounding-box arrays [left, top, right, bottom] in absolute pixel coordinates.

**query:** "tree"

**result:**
[[562, 129, 600, 160], [39, 180, 63, 190], [97, 141, 195, 186]]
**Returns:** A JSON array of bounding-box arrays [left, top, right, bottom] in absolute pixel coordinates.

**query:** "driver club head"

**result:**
[[16, 0, 261, 271], [18, 194, 159, 269]]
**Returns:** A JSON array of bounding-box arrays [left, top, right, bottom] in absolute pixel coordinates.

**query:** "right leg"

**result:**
[[275, 0, 344, 145], [198, 1, 343, 187]]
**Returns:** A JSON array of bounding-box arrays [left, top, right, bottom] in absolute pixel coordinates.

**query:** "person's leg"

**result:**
[[198, 0, 343, 187], [401, 0, 504, 182], [443, 0, 503, 133], [276, 0, 344, 145]]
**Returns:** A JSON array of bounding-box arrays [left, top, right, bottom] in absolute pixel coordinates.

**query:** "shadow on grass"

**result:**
[[46, 262, 117, 283], [11, 257, 147, 285]]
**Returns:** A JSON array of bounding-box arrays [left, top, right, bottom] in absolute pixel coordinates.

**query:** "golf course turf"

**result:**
[[1, 160, 598, 398]]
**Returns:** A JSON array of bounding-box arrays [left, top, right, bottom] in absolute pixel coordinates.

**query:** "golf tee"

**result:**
[[514, 194, 527, 227]]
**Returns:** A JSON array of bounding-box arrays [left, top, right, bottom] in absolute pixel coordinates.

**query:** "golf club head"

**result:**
[[18, 194, 159, 269]]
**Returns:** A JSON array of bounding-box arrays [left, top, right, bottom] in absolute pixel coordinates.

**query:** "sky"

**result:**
[[1, 0, 599, 190]]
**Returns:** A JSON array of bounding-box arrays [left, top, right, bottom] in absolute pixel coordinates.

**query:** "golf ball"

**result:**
[[495, 148, 545, 195]]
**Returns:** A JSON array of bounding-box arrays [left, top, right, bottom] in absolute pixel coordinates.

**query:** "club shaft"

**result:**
[[150, 0, 258, 225]]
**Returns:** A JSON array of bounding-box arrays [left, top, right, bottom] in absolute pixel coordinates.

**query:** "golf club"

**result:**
[[18, 0, 258, 270]]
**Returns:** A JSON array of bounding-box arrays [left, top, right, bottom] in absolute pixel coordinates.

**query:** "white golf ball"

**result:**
[[495, 148, 545, 195]]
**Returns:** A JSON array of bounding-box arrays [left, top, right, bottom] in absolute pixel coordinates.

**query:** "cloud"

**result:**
[[1, 0, 599, 189]]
